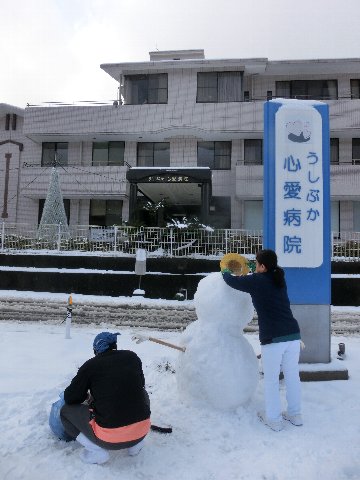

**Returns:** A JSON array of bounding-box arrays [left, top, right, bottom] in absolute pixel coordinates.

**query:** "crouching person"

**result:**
[[60, 331, 151, 464]]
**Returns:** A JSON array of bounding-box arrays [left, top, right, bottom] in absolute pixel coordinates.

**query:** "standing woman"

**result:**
[[221, 249, 302, 431]]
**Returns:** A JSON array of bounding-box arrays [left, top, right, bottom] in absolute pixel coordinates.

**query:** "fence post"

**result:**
[[170, 228, 173, 257], [57, 224, 61, 251], [225, 229, 228, 254], [65, 294, 72, 339], [1, 222, 4, 251], [114, 226, 118, 253]]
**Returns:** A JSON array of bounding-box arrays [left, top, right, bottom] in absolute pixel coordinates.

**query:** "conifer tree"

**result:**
[[38, 167, 70, 243]]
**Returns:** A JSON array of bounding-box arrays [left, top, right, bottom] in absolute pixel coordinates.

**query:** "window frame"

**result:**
[[209, 196, 231, 228], [244, 200, 263, 230], [350, 79, 360, 99], [352, 138, 360, 165], [89, 199, 123, 226], [92, 141, 125, 167], [353, 201, 360, 231], [275, 80, 338, 100], [330, 138, 339, 165], [197, 141, 232, 170], [137, 142, 170, 167], [41, 142, 68, 167], [124, 73, 168, 105], [196, 71, 243, 103], [244, 139, 263, 165]]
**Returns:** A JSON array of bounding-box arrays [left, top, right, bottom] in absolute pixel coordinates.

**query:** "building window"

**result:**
[[4, 113, 17, 131], [350, 79, 360, 99], [244, 201, 263, 230], [89, 200, 123, 226], [330, 138, 339, 165], [331, 200, 340, 236], [197, 141, 231, 170], [38, 199, 70, 224], [92, 142, 125, 166], [275, 80, 338, 100], [197, 72, 242, 103], [352, 139, 360, 165], [12, 114, 17, 130], [353, 201, 360, 231], [244, 139, 263, 165], [124, 74, 168, 104], [137, 142, 170, 167], [41, 143, 68, 166], [209, 196, 231, 228]]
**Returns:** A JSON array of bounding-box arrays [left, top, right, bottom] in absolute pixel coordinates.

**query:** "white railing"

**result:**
[[0, 222, 359, 260], [332, 231, 360, 261]]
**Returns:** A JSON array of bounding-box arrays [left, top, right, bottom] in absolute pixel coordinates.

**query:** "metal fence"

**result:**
[[0, 222, 359, 260]]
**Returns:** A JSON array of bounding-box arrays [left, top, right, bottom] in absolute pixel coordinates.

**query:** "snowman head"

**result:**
[[194, 272, 254, 330]]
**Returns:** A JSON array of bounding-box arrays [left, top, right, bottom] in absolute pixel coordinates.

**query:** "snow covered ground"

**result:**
[[0, 320, 359, 480]]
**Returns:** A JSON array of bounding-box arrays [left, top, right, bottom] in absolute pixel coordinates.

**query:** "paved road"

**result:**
[[0, 298, 358, 335]]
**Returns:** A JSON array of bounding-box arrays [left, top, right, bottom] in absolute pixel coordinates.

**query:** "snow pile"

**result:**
[[0, 321, 359, 480]]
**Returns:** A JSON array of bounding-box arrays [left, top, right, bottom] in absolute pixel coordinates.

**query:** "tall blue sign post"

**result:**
[[264, 99, 331, 363]]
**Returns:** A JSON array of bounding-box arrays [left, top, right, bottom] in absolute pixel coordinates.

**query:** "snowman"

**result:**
[[176, 255, 259, 410], [132, 254, 259, 411]]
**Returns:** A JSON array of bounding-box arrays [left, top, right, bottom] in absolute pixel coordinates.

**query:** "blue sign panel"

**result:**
[[264, 100, 331, 304]]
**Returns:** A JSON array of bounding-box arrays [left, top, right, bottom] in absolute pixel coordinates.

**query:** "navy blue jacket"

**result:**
[[222, 271, 300, 345]]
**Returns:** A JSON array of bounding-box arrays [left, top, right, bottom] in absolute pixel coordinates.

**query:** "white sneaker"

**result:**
[[257, 411, 284, 431], [76, 432, 110, 464], [282, 412, 303, 426], [79, 448, 110, 464], [128, 438, 145, 456]]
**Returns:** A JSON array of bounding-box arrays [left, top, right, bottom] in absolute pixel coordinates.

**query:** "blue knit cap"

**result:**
[[93, 332, 121, 354]]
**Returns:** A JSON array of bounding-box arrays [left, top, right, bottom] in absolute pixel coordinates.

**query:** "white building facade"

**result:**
[[3, 50, 360, 232]]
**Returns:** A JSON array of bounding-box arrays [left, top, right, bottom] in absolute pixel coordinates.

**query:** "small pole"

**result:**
[[65, 294, 72, 339], [114, 226, 118, 253], [1, 222, 5, 251], [57, 224, 61, 251], [170, 228, 173, 257]]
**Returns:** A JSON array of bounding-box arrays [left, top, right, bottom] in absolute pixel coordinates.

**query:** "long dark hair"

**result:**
[[256, 249, 285, 288]]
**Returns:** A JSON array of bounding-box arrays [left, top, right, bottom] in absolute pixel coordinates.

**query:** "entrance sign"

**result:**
[[145, 174, 191, 183], [264, 99, 331, 362], [275, 107, 324, 267]]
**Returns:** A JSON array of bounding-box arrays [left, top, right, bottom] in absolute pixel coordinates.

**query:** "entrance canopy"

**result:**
[[126, 167, 212, 222]]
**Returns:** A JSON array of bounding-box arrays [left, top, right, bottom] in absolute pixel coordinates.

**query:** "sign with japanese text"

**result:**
[[275, 106, 323, 267], [264, 99, 331, 304], [143, 174, 192, 183]]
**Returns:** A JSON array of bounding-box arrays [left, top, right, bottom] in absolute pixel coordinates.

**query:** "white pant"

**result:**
[[261, 340, 301, 423]]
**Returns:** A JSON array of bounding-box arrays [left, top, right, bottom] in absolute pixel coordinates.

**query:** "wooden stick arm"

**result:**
[[131, 333, 186, 352], [148, 337, 186, 352]]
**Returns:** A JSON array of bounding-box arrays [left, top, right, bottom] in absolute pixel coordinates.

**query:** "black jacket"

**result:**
[[64, 349, 150, 428], [222, 271, 300, 345]]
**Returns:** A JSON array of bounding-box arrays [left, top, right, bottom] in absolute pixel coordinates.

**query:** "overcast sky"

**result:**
[[2, 0, 360, 108]]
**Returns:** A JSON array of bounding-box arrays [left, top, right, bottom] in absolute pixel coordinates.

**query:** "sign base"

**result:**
[[291, 304, 331, 363]]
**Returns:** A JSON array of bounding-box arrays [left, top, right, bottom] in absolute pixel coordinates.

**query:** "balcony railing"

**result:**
[[0, 223, 359, 261]]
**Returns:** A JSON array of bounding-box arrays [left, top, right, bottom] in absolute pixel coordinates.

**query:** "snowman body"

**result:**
[[177, 272, 259, 410]]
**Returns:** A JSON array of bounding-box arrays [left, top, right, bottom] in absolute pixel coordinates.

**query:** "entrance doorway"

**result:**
[[127, 167, 212, 226]]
